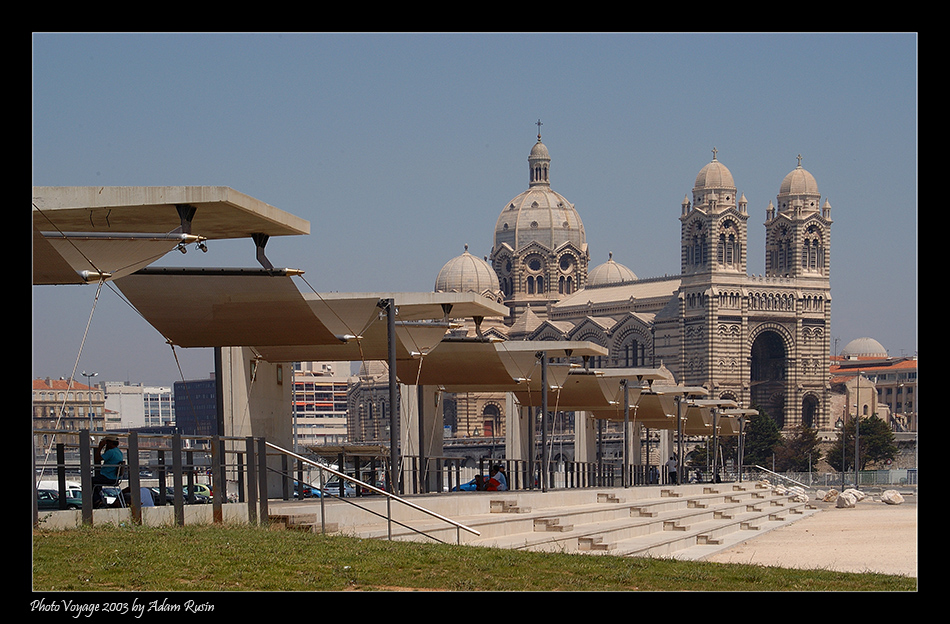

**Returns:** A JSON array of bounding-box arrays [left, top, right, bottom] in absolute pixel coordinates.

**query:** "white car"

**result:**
[[321, 481, 356, 497]]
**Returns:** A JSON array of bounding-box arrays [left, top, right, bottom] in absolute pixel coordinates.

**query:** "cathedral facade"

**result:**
[[435, 132, 833, 435]]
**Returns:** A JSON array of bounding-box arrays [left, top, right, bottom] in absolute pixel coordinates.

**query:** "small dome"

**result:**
[[588, 252, 637, 286], [779, 156, 820, 197], [529, 139, 550, 160], [435, 245, 500, 295], [694, 150, 736, 191], [840, 337, 887, 358]]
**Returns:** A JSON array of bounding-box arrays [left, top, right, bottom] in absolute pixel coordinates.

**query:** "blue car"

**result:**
[[294, 481, 324, 498]]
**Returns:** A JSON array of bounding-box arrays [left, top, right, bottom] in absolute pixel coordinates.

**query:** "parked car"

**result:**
[[99, 486, 122, 507], [36, 488, 82, 510], [148, 486, 210, 505], [185, 484, 212, 499], [321, 480, 356, 498], [293, 481, 322, 498]]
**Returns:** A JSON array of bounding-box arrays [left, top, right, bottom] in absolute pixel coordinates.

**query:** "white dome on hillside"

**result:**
[[841, 337, 887, 358]]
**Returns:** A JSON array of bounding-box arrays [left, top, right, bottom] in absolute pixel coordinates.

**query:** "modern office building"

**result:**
[[173, 377, 218, 437], [293, 362, 351, 448], [103, 381, 175, 429]]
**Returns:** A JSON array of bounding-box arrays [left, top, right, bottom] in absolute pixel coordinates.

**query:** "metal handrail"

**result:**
[[749, 465, 813, 490], [265, 442, 480, 543]]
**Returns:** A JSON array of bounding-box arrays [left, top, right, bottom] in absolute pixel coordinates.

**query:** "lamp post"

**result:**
[[621, 379, 628, 488], [81, 371, 98, 432], [854, 372, 862, 490]]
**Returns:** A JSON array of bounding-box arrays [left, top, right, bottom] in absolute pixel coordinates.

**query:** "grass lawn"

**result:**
[[32, 524, 916, 595]]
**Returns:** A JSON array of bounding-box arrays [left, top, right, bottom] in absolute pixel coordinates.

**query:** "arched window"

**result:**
[[620, 339, 645, 367]]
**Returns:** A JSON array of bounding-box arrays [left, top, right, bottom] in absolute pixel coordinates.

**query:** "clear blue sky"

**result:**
[[32, 33, 918, 387]]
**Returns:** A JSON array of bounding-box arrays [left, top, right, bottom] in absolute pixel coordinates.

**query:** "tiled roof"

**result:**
[[33, 378, 95, 391], [555, 277, 680, 309], [830, 356, 917, 376]]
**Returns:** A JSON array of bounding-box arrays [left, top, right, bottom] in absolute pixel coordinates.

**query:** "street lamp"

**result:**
[[81, 371, 98, 432], [854, 371, 863, 490]]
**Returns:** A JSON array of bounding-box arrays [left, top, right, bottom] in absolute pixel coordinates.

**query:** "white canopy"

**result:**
[[33, 186, 310, 285]]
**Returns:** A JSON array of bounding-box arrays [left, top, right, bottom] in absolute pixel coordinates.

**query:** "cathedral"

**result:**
[[433, 130, 833, 438]]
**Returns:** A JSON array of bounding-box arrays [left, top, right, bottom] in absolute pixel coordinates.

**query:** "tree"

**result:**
[[828, 415, 897, 472], [772, 425, 823, 472], [742, 409, 783, 468], [858, 415, 898, 468]]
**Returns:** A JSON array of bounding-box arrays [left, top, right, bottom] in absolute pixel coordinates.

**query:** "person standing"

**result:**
[[666, 456, 678, 484]]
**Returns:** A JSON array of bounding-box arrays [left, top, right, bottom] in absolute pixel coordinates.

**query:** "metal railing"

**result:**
[[33, 428, 273, 527], [264, 442, 480, 544], [33, 430, 482, 544], [748, 465, 813, 490]]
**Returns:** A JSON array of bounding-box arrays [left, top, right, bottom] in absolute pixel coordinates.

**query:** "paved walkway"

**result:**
[[703, 495, 917, 578]]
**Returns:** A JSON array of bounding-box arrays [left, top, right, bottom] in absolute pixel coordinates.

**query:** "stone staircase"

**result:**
[[267, 482, 820, 562]]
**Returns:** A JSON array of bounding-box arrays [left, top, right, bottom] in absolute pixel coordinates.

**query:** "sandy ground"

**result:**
[[703, 494, 918, 578]]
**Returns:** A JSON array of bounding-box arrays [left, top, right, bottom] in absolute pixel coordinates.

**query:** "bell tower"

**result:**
[[680, 148, 749, 276], [765, 155, 832, 278]]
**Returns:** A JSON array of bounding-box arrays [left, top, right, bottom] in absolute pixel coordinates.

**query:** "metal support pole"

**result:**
[[738, 416, 746, 483], [245, 437, 258, 525], [417, 384, 427, 493], [711, 408, 719, 483], [128, 432, 142, 523], [56, 443, 67, 509], [79, 429, 93, 525], [172, 431, 184, 526], [383, 299, 401, 495], [540, 352, 548, 492], [854, 373, 861, 490], [257, 437, 269, 521], [212, 435, 224, 523], [675, 396, 683, 485], [214, 347, 225, 437], [622, 380, 629, 488]]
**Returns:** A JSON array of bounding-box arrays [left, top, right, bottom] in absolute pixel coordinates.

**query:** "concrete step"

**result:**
[[265, 484, 819, 562], [607, 501, 817, 560], [465, 490, 810, 558], [534, 517, 573, 532]]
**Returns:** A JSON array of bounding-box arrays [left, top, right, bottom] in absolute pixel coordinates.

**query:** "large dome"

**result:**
[[493, 136, 585, 253], [435, 245, 500, 295], [840, 337, 887, 358], [588, 252, 637, 286]]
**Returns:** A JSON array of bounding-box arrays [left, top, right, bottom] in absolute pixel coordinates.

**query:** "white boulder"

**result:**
[[881, 490, 905, 505], [788, 485, 808, 503], [843, 488, 868, 502], [836, 491, 857, 508]]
